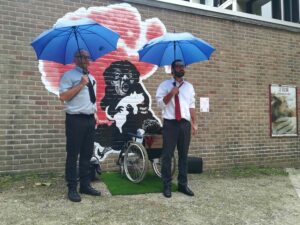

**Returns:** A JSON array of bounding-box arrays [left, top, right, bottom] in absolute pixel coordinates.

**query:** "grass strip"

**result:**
[[101, 172, 177, 195], [203, 166, 288, 178]]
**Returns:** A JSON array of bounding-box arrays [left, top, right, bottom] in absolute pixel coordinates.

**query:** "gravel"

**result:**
[[0, 170, 300, 225]]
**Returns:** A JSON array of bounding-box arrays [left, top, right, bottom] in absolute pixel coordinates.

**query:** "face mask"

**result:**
[[174, 70, 184, 78]]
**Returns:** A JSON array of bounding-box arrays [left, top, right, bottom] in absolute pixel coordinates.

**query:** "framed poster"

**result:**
[[269, 84, 298, 137]]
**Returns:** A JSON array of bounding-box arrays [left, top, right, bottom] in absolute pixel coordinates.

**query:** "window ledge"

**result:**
[[122, 0, 300, 33]]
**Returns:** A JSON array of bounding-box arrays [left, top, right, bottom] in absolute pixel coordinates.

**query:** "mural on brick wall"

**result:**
[[38, 3, 166, 161]]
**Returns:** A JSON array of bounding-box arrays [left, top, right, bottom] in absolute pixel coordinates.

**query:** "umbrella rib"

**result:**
[[155, 43, 170, 67], [177, 42, 186, 64], [161, 42, 174, 67], [78, 24, 119, 52], [140, 42, 166, 66], [69, 25, 95, 55], [76, 29, 94, 59], [38, 28, 70, 64], [64, 28, 75, 64], [185, 40, 210, 59], [179, 40, 210, 65]]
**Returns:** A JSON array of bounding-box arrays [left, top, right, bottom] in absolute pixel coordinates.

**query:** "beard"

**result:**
[[174, 70, 184, 78]]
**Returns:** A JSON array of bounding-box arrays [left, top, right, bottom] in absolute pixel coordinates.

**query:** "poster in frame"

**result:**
[[269, 84, 298, 137]]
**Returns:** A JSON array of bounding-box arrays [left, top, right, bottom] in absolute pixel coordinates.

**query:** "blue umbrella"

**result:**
[[138, 32, 215, 66], [31, 18, 119, 65]]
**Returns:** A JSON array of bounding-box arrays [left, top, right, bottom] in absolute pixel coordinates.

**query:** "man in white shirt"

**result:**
[[156, 59, 197, 198]]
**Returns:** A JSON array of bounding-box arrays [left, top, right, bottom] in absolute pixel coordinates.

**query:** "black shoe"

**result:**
[[178, 185, 194, 196], [79, 185, 101, 196], [68, 188, 81, 202], [91, 175, 101, 182], [163, 186, 172, 198]]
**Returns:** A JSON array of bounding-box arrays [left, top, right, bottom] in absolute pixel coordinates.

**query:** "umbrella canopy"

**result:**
[[138, 32, 215, 67], [31, 18, 120, 65]]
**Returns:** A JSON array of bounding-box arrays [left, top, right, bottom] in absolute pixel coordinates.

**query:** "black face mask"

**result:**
[[174, 70, 184, 78]]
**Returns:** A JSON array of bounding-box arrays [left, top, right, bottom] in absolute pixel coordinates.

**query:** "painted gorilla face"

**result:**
[[103, 60, 140, 98], [111, 68, 135, 96]]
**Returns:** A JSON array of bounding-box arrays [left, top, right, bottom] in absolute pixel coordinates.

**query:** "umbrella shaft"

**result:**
[[173, 41, 176, 60], [73, 27, 85, 71], [73, 27, 81, 54]]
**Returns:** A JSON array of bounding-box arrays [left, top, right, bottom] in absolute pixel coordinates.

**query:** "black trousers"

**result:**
[[161, 119, 191, 187], [65, 114, 95, 188]]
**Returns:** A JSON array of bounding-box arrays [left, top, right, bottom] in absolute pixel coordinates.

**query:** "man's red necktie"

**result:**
[[175, 94, 181, 121]]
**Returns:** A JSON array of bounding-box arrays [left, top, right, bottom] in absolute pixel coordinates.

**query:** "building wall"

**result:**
[[0, 0, 299, 174]]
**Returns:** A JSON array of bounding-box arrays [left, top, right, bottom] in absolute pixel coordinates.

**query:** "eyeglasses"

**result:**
[[174, 64, 185, 68]]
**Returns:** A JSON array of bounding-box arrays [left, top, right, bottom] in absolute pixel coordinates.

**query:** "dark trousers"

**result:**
[[161, 119, 191, 187], [65, 114, 95, 189]]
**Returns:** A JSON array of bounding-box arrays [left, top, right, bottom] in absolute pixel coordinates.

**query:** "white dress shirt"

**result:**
[[156, 78, 195, 121]]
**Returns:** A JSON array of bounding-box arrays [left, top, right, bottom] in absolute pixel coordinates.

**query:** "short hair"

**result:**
[[171, 59, 184, 74], [171, 59, 183, 69]]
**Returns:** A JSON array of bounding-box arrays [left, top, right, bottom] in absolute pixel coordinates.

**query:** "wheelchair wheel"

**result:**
[[119, 157, 125, 177], [124, 142, 148, 183], [152, 155, 176, 178]]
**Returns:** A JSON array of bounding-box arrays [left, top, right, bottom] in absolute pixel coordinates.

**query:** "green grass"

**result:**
[[203, 166, 288, 178], [101, 172, 177, 195], [230, 166, 288, 177], [0, 167, 288, 193], [0, 172, 61, 190]]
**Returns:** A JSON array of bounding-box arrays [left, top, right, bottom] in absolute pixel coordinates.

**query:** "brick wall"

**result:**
[[0, 0, 299, 174]]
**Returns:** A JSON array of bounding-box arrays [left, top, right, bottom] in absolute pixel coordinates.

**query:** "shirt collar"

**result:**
[[75, 66, 89, 74], [173, 78, 184, 87]]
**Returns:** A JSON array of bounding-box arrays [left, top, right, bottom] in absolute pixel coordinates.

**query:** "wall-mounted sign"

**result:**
[[269, 84, 298, 137], [200, 97, 209, 112]]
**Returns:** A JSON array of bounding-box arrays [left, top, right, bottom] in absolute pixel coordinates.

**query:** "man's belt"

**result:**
[[164, 118, 189, 123], [66, 113, 94, 118]]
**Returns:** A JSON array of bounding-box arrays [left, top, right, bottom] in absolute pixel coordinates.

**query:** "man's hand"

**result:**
[[170, 86, 179, 96], [192, 123, 198, 135], [59, 76, 89, 101], [80, 75, 89, 86], [163, 87, 179, 105], [94, 113, 100, 125]]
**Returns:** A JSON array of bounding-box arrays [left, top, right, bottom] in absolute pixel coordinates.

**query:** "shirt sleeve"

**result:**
[[156, 82, 167, 109], [189, 85, 196, 108], [59, 73, 73, 94]]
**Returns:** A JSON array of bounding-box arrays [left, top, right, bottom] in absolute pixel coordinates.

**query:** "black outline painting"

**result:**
[[94, 60, 160, 160]]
